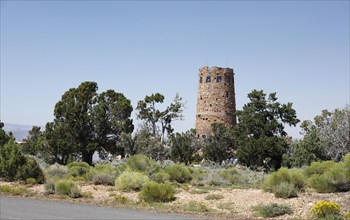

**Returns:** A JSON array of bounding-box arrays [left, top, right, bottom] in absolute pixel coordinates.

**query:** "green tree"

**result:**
[[22, 126, 48, 156], [0, 121, 13, 146], [170, 129, 200, 165], [0, 140, 26, 180], [133, 125, 168, 160], [204, 123, 235, 164], [44, 121, 75, 164], [47, 81, 133, 165], [283, 120, 328, 167], [136, 93, 185, 143], [235, 90, 299, 171]]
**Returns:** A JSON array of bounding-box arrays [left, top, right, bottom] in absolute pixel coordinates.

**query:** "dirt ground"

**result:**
[[1, 181, 350, 219]]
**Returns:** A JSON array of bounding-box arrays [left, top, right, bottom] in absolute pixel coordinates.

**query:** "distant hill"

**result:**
[[3, 123, 41, 142]]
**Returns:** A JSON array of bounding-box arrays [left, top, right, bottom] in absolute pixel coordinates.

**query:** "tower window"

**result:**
[[226, 91, 229, 97], [206, 76, 211, 83], [199, 77, 203, 83], [216, 75, 222, 83], [225, 75, 230, 83]]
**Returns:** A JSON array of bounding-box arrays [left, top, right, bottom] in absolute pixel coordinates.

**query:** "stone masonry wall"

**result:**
[[195, 66, 237, 137]]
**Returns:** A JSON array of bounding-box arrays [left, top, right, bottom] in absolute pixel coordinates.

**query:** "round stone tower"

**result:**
[[195, 66, 237, 137]]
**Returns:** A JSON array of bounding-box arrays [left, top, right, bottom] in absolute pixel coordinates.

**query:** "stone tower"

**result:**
[[195, 66, 237, 137]]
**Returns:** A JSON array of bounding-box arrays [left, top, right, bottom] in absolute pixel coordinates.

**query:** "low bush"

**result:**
[[9, 186, 32, 196], [253, 203, 293, 217], [183, 201, 210, 212], [16, 156, 46, 184], [164, 164, 192, 183], [139, 181, 175, 202], [115, 194, 129, 204], [235, 166, 266, 188], [115, 170, 149, 191], [190, 168, 207, 186], [44, 181, 55, 195], [126, 154, 160, 175], [304, 161, 335, 177], [0, 185, 12, 193], [46, 163, 69, 179], [25, 178, 37, 185], [204, 194, 224, 200], [67, 162, 90, 177], [219, 168, 240, 185], [202, 171, 229, 186], [92, 173, 115, 186], [82, 191, 93, 198], [310, 201, 341, 219], [152, 171, 170, 183], [273, 182, 299, 199], [307, 157, 350, 193], [262, 167, 305, 197], [55, 180, 82, 198]]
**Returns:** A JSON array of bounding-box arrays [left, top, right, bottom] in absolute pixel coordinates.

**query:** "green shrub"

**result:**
[[219, 168, 240, 185], [311, 201, 341, 219], [126, 154, 160, 176], [9, 186, 32, 196], [46, 163, 69, 179], [139, 181, 175, 202], [183, 201, 209, 212], [152, 171, 170, 183], [115, 194, 129, 204], [44, 181, 55, 195], [82, 191, 93, 198], [0, 185, 12, 193], [67, 162, 90, 177], [235, 166, 266, 188], [253, 203, 293, 217], [203, 171, 229, 186], [273, 182, 299, 198], [26, 178, 37, 185], [262, 167, 305, 197], [0, 141, 26, 181], [308, 162, 349, 193], [115, 170, 149, 191], [204, 194, 224, 200], [164, 164, 192, 183], [190, 168, 208, 186], [304, 161, 335, 177], [16, 156, 45, 183], [92, 173, 115, 186], [55, 180, 81, 198]]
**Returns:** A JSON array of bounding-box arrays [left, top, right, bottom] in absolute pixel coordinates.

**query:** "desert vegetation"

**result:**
[[1, 82, 349, 219]]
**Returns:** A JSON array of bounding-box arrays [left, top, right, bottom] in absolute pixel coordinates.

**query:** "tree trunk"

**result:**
[[82, 150, 94, 165]]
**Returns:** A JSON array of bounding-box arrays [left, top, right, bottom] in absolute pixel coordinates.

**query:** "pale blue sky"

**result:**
[[1, 1, 349, 138]]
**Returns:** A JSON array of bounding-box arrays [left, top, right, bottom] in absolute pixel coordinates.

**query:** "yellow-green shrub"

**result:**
[[139, 181, 175, 202], [126, 154, 160, 175], [55, 180, 82, 198], [67, 162, 90, 177], [304, 161, 335, 177], [115, 170, 149, 191], [262, 167, 305, 198], [310, 201, 340, 219], [219, 168, 240, 185], [164, 164, 192, 183]]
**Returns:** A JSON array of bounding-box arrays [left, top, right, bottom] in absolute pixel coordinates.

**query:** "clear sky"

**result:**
[[1, 1, 349, 138]]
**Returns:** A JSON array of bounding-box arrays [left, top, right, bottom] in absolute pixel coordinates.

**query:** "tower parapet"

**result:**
[[195, 66, 237, 137]]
